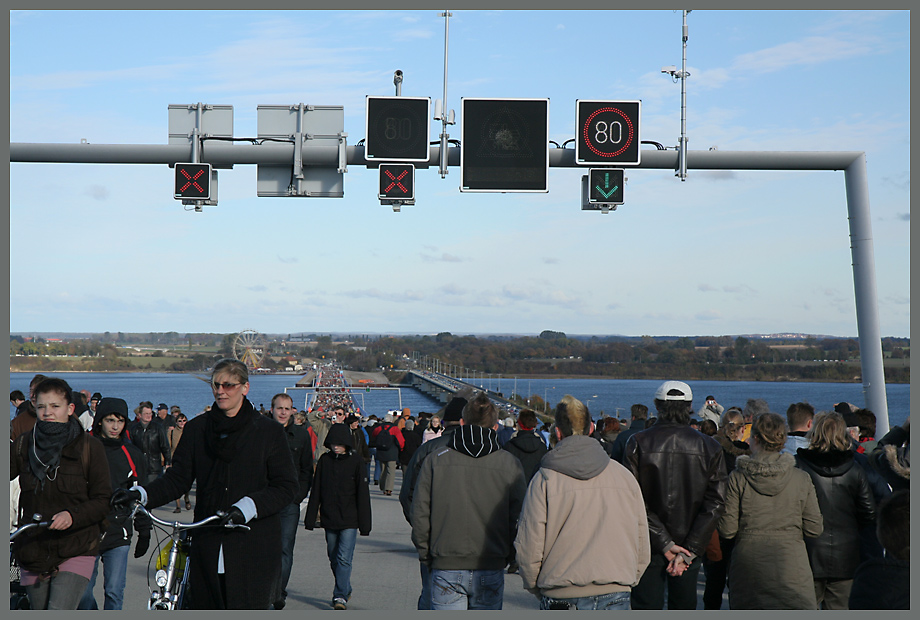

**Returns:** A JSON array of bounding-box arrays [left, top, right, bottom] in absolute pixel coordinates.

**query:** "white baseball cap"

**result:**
[[654, 381, 693, 402]]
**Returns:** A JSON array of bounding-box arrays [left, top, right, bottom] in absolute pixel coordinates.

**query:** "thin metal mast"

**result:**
[[439, 10, 452, 178], [678, 10, 690, 181]]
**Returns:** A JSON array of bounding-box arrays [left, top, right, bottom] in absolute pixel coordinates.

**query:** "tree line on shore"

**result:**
[[11, 332, 909, 384]]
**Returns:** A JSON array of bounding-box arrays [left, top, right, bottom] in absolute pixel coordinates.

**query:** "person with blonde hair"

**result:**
[[702, 407, 750, 608], [718, 413, 823, 609], [795, 411, 877, 609]]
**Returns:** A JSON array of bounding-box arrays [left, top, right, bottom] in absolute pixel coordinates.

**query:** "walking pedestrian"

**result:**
[[270, 393, 314, 610], [624, 380, 727, 610], [10, 377, 111, 610], [111, 359, 298, 609], [304, 423, 371, 610], [78, 397, 152, 610], [795, 411, 877, 609], [410, 392, 527, 610], [717, 412, 823, 609], [514, 395, 650, 610]]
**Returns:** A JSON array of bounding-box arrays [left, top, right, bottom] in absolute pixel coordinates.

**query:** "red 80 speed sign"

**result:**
[[576, 100, 641, 166]]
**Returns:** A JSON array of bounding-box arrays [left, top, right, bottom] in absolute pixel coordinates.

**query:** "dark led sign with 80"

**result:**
[[365, 97, 430, 162]]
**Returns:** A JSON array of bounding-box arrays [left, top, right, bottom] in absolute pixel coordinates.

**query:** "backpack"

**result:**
[[374, 425, 394, 451]]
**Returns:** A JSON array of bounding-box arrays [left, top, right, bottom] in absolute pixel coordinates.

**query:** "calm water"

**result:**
[[8, 372, 443, 421], [9, 372, 910, 430]]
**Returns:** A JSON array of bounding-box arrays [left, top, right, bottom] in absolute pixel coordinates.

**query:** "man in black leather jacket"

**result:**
[[625, 381, 727, 610], [127, 401, 171, 485]]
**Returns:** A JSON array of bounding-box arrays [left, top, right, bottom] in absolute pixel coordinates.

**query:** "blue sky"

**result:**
[[9, 10, 910, 337]]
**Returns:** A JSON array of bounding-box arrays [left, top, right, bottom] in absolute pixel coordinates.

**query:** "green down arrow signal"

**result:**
[[596, 184, 619, 199]]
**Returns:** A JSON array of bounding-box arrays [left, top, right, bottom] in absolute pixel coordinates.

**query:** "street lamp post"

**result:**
[[544, 386, 555, 414]]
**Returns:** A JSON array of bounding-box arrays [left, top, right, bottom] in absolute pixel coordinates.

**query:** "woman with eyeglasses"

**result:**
[[110, 358, 298, 609]]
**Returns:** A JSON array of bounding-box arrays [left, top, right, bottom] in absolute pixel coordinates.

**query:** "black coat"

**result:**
[[795, 448, 877, 579], [399, 429, 423, 466], [848, 556, 910, 610], [143, 399, 298, 609], [280, 420, 314, 504], [304, 424, 371, 534], [127, 418, 171, 475], [503, 430, 549, 481], [609, 419, 645, 463], [96, 435, 152, 552], [352, 426, 371, 464], [624, 420, 727, 558]]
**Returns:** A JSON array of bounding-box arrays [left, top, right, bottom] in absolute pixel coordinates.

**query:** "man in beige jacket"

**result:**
[[514, 395, 651, 610]]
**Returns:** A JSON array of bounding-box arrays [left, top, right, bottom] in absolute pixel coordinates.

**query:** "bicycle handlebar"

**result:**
[[131, 502, 250, 531], [10, 514, 51, 541]]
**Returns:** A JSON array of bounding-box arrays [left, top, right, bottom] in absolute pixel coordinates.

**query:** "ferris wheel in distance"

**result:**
[[233, 329, 268, 369]]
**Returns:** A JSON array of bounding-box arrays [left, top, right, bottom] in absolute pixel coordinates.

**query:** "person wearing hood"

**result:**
[[410, 392, 527, 610], [867, 416, 909, 493], [10, 377, 111, 610], [111, 359, 298, 609], [503, 409, 549, 482], [717, 412, 824, 609], [795, 411, 877, 610], [514, 395, 650, 610], [78, 397, 152, 610], [304, 422, 371, 610]]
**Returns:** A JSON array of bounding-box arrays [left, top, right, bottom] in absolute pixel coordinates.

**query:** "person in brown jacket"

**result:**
[[718, 412, 823, 609], [167, 414, 192, 513], [10, 377, 112, 610], [10, 373, 47, 441]]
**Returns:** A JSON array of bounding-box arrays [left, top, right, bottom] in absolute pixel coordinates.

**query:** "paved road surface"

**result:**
[[107, 469, 713, 610]]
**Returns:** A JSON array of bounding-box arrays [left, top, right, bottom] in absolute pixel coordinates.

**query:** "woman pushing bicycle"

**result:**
[[112, 359, 298, 609]]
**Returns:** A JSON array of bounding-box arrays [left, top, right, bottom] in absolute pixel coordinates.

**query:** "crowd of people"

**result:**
[[10, 366, 910, 610]]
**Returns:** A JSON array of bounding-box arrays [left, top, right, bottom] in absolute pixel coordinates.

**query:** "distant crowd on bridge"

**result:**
[[10, 361, 909, 610]]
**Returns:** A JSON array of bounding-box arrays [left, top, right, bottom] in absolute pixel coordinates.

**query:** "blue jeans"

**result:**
[[278, 502, 301, 600], [540, 591, 631, 610], [430, 568, 504, 610], [77, 545, 130, 610], [418, 561, 431, 610], [371, 448, 381, 481], [325, 528, 357, 601]]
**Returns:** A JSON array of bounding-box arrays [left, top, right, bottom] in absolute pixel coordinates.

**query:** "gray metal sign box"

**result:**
[[167, 104, 234, 145], [256, 104, 344, 198]]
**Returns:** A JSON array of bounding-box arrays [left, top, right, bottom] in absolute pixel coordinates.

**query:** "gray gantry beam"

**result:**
[[9, 142, 889, 432]]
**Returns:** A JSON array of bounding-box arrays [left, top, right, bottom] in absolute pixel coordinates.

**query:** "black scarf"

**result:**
[[204, 399, 255, 462], [29, 417, 83, 488], [449, 424, 500, 458]]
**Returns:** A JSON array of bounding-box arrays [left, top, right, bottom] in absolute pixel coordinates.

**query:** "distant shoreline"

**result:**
[[8, 368, 909, 385]]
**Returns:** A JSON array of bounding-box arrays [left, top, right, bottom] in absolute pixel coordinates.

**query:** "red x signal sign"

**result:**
[[174, 163, 211, 200], [378, 164, 415, 200]]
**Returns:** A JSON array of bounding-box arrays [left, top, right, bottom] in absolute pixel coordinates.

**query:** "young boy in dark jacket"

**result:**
[[304, 423, 371, 610], [79, 397, 152, 610]]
